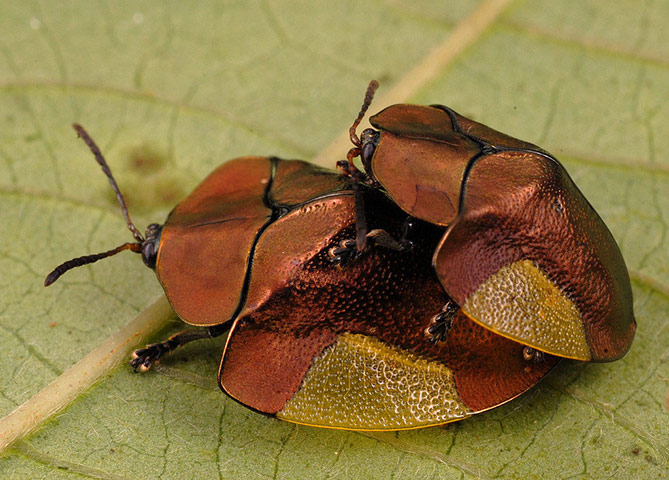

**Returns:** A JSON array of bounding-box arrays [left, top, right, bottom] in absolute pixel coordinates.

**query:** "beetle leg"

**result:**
[[522, 347, 545, 363], [355, 216, 424, 254], [353, 179, 369, 251], [365, 229, 404, 250], [329, 227, 410, 267], [425, 301, 459, 344], [336, 158, 371, 251], [329, 225, 416, 267], [358, 216, 420, 252], [328, 238, 358, 266], [337, 160, 371, 252], [130, 324, 227, 372], [336, 159, 355, 176]]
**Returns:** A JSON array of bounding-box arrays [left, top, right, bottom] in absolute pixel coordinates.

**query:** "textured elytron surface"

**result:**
[[435, 151, 635, 361], [462, 259, 590, 361], [368, 103, 634, 361], [220, 187, 559, 422], [277, 333, 472, 430]]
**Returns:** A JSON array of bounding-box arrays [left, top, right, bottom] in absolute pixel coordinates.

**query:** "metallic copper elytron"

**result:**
[[46, 127, 558, 430], [158, 156, 559, 428], [354, 97, 635, 362]]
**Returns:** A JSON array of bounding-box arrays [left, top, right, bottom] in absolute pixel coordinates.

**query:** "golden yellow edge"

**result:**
[[275, 414, 470, 432]]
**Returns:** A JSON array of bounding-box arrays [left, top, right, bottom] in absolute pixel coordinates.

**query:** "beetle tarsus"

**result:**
[[479, 144, 498, 156], [522, 347, 545, 363], [425, 301, 459, 343], [130, 342, 173, 372], [336, 159, 352, 176], [328, 239, 359, 266], [329, 227, 414, 267], [425, 314, 451, 344], [130, 326, 226, 372]]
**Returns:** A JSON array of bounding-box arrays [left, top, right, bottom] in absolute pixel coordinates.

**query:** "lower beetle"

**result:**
[[341, 81, 636, 363], [45, 124, 558, 430]]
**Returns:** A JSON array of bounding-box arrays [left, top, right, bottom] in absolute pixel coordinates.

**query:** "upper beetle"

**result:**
[[341, 81, 635, 363], [45, 124, 558, 430]]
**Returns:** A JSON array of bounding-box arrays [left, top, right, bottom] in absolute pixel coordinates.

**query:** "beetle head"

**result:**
[[359, 128, 379, 175], [44, 124, 161, 287]]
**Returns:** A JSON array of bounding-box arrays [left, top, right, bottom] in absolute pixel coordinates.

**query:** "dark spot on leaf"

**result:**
[[126, 145, 166, 174], [376, 72, 392, 84], [103, 156, 187, 214]]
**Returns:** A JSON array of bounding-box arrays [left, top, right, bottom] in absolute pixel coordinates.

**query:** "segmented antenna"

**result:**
[[44, 125, 145, 286], [72, 123, 145, 243], [44, 243, 142, 286], [348, 80, 379, 156]]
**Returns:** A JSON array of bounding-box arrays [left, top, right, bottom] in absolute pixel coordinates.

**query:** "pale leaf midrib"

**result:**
[[0, 0, 515, 456], [0, 297, 174, 452]]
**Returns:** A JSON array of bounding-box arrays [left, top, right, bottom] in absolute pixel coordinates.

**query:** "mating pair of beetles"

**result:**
[[47, 82, 635, 430]]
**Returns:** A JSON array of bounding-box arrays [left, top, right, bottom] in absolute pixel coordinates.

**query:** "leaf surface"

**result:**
[[0, 1, 667, 478]]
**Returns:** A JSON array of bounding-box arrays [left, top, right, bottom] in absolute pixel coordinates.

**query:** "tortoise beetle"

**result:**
[[45, 124, 559, 430], [341, 81, 636, 363]]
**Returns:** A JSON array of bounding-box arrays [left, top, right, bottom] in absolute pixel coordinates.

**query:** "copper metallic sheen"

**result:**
[[366, 104, 635, 362]]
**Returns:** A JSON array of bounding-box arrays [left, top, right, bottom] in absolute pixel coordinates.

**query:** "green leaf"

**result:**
[[1, 0, 667, 478]]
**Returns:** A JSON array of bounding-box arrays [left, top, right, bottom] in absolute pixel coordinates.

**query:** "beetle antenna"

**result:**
[[44, 125, 147, 287], [44, 242, 142, 286], [72, 123, 145, 243], [348, 80, 379, 149]]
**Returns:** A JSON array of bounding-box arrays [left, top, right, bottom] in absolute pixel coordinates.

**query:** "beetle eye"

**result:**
[[142, 242, 158, 269], [141, 223, 162, 269]]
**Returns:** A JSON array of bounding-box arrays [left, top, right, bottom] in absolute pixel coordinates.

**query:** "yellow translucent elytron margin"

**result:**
[[462, 259, 591, 361], [277, 333, 473, 431]]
